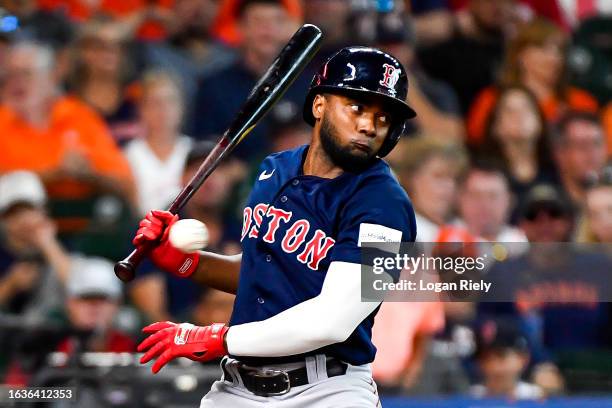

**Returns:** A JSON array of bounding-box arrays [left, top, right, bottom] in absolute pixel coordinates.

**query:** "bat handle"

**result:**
[[115, 204, 181, 282], [114, 243, 151, 282]]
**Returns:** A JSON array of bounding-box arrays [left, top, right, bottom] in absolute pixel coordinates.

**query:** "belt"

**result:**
[[222, 357, 348, 397]]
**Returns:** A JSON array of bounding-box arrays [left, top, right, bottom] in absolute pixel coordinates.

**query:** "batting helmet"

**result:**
[[303, 46, 417, 157]]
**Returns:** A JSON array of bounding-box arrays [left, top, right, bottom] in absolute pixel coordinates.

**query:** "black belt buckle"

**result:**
[[242, 367, 291, 396]]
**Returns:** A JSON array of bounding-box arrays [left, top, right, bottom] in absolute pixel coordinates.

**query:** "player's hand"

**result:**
[[132, 210, 199, 278], [137, 321, 229, 373]]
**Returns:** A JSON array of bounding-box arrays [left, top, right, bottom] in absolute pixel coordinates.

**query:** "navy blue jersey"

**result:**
[[229, 145, 416, 365]]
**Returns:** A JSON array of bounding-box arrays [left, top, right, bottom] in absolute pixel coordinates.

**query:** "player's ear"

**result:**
[[312, 94, 325, 121]]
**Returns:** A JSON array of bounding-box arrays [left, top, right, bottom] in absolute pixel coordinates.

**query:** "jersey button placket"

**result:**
[[292, 179, 299, 186], [280, 195, 288, 203], [265, 254, 272, 262]]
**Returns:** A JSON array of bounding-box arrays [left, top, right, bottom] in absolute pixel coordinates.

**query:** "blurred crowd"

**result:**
[[0, 0, 611, 402]]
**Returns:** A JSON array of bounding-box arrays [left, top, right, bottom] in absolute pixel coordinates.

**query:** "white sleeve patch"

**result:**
[[358, 223, 402, 253]]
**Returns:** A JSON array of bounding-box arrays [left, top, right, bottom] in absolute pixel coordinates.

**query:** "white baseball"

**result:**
[[169, 219, 209, 253]]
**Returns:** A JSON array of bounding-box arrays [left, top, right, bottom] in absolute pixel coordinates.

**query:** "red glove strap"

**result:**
[[150, 240, 200, 278], [191, 323, 229, 360], [132, 210, 200, 278]]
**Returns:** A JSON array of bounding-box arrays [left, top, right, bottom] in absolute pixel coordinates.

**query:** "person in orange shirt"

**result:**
[[603, 102, 612, 156], [0, 41, 135, 208], [37, 0, 174, 41], [467, 18, 598, 147]]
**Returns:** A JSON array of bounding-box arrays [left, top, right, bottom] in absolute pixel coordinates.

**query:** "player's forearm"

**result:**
[[191, 252, 241, 295], [225, 262, 380, 356]]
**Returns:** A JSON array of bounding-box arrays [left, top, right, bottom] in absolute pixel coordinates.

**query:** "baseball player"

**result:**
[[134, 47, 417, 407]]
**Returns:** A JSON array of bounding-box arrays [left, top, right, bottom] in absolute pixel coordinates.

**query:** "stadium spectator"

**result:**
[[417, 0, 509, 114], [406, 0, 454, 46], [37, 0, 174, 41], [388, 137, 467, 242], [212, 0, 302, 46], [604, 103, 612, 156], [1, 0, 74, 83], [2, 0, 73, 48], [470, 318, 543, 400], [303, 0, 351, 66], [143, 0, 237, 124], [477, 86, 558, 217], [191, 0, 309, 160], [373, 301, 445, 393], [69, 18, 141, 144], [3, 256, 135, 386], [481, 186, 608, 394], [268, 107, 312, 153], [124, 70, 192, 216], [467, 18, 599, 145], [129, 142, 243, 323], [0, 171, 71, 317], [456, 163, 528, 242], [577, 170, 612, 243], [374, 12, 464, 141], [518, 184, 575, 242], [59, 256, 134, 353], [0, 41, 136, 210], [551, 111, 608, 206]]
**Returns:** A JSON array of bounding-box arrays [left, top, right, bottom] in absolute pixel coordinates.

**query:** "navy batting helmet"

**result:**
[[303, 46, 416, 157]]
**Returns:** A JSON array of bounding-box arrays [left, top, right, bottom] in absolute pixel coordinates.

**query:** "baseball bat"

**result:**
[[114, 24, 323, 282]]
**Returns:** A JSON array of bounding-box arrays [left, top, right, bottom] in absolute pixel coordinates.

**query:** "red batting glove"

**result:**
[[132, 210, 199, 278], [137, 321, 229, 373]]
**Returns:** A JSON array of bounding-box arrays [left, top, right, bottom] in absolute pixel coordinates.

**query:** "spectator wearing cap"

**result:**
[[0, 171, 71, 318], [518, 184, 575, 242], [123, 70, 193, 216], [480, 183, 610, 393], [3, 256, 135, 386], [470, 318, 544, 400], [456, 162, 528, 242], [191, 0, 310, 161], [0, 41, 136, 215], [551, 111, 608, 206], [129, 142, 244, 323], [372, 11, 464, 141], [59, 256, 135, 354], [388, 137, 467, 242]]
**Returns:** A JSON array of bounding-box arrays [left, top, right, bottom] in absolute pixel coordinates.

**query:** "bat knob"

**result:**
[[114, 261, 135, 282]]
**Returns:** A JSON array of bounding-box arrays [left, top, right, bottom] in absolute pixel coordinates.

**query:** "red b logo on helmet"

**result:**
[[379, 63, 400, 90]]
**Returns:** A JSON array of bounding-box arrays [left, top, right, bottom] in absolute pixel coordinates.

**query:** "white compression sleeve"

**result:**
[[225, 261, 381, 357]]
